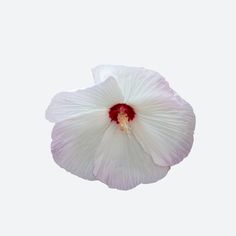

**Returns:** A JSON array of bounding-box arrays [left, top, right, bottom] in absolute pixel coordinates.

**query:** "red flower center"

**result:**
[[109, 103, 136, 125]]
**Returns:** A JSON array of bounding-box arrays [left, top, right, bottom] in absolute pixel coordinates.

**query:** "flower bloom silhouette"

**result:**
[[46, 65, 195, 190]]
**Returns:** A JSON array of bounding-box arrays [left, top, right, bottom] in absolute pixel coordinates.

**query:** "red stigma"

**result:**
[[109, 103, 136, 124]]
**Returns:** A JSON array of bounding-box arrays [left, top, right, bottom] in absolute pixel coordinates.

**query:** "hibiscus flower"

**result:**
[[46, 65, 195, 190]]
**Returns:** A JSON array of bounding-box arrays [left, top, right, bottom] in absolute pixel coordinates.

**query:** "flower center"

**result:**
[[109, 103, 136, 133]]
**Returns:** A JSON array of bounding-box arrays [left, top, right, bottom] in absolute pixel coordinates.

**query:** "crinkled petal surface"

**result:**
[[92, 65, 162, 103], [93, 65, 195, 166], [51, 111, 109, 180], [93, 123, 170, 190], [47, 78, 124, 181], [46, 78, 123, 123], [132, 100, 195, 166]]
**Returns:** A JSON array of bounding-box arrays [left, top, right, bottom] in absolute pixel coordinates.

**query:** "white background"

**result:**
[[0, 0, 235, 235]]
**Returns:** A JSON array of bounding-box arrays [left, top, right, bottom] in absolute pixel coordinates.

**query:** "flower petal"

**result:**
[[92, 65, 163, 103], [93, 123, 170, 190], [92, 65, 144, 85], [132, 93, 195, 166], [51, 110, 110, 180], [46, 77, 123, 123]]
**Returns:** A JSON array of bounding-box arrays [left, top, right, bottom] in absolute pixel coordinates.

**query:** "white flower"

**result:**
[[46, 65, 195, 190]]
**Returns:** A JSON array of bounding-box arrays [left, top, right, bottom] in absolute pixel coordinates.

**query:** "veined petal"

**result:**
[[46, 77, 123, 123], [92, 65, 163, 103], [93, 123, 170, 190], [51, 110, 110, 180], [132, 94, 195, 166]]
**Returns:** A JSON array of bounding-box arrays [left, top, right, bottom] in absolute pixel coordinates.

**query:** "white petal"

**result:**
[[93, 123, 170, 190], [51, 110, 110, 180], [92, 65, 163, 103], [132, 92, 195, 167], [92, 65, 147, 85], [46, 77, 123, 123]]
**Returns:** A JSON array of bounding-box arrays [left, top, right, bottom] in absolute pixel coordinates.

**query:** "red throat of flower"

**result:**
[[109, 103, 136, 133]]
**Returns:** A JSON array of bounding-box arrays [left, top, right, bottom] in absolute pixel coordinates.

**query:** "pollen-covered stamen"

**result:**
[[117, 112, 130, 133], [109, 103, 136, 133]]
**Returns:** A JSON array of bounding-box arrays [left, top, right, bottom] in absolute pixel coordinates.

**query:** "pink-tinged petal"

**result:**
[[131, 86, 195, 167], [51, 110, 110, 180], [46, 77, 124, 123], [93, 123, 170, 190]]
